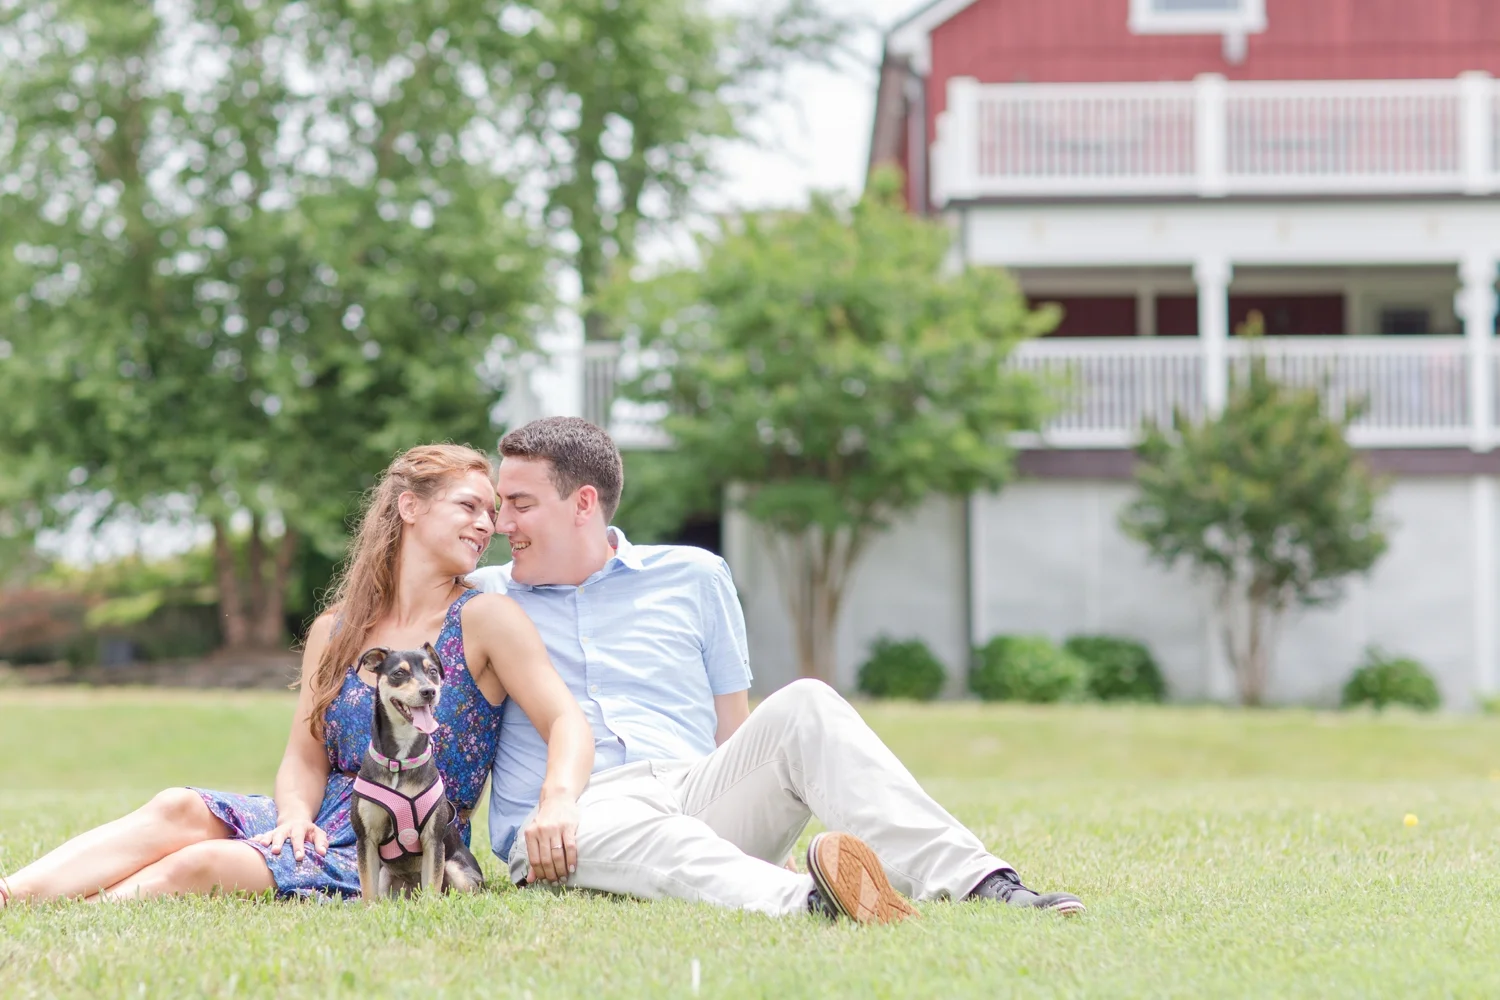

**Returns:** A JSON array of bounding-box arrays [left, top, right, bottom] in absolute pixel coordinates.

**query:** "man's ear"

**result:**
[[358, 646, 392, 674], [420, 642, 443, 673], [574, 484, 600, 524]]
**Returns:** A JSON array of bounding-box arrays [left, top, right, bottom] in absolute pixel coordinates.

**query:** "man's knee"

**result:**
[[760, 677, 846, 721]]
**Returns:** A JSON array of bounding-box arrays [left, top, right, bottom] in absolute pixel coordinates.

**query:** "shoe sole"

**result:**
[[806, 832, 917, 925], [1045, 897, 1087, 916]]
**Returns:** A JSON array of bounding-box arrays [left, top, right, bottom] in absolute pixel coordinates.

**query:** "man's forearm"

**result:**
[[540, 714, 595, 802], [713, 690, 751, 745]]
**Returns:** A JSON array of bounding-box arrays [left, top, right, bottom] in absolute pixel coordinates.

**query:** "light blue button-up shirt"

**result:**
[[468, 527, 753, 860]]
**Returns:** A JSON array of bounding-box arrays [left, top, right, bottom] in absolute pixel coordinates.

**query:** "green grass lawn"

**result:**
[[4, 690, 1500, 998]]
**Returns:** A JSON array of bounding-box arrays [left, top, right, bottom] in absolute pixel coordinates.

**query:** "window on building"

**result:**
[[1128, 0, 1265, 36], [1379, 307, 1431, 337]]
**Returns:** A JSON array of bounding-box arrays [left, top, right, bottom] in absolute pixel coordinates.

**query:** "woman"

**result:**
[[0, 444, 593, 904]]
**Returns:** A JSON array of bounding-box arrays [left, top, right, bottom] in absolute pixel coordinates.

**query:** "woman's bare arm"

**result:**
[[464, 594, 594, 882], [252, 614, 336, 861]]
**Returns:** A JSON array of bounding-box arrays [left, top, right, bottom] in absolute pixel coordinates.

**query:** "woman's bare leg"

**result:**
[[3, 788, 230, 903], [98, 840, 274, 901]]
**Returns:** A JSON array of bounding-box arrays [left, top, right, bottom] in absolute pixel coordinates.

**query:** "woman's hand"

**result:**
[[523, 794, 580, 884], [254, 817, 329, 862]]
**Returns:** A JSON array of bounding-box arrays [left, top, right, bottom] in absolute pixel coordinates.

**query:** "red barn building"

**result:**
[[559, 0, 1500, 706]]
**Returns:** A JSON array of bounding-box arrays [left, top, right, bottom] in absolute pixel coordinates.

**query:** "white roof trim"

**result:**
[[886, 0, 984, 76]]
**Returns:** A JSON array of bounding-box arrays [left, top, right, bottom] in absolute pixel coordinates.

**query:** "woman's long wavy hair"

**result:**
[[305, 444, 495, 740]]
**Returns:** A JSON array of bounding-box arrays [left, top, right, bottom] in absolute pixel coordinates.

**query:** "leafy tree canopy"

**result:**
[[611, 169, 1057, 680]]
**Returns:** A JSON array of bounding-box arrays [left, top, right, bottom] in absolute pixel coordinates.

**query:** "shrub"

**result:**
[[969, 635, 1088, 703], [1064, 634, 1167, 702], [856, 637, 947, 701], [1340, 647, 1440, 712]]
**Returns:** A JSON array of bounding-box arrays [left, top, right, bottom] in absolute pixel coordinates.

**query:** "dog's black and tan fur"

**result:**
[[351, 644, 484, 901]]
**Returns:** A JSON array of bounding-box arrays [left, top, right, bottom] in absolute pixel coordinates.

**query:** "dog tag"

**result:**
[[399, 829, 420, 849]]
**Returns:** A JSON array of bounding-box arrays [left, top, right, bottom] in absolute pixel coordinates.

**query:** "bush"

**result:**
[[1064, 634, 1167, 702], [856, 637, 947, 701], [1340, 647, 1440, 712], [969, 635, 1088, 703]]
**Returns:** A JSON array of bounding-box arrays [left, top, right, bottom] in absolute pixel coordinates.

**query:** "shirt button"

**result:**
[[581, 637, 590, 644], [589, 684, 599, 694]]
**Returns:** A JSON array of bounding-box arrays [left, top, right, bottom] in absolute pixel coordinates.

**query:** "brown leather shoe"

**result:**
[[805, 832, 918, 925]]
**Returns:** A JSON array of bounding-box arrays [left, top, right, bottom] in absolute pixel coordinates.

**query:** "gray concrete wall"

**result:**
[[724, 496, 968, 697], [724, 476, 1495, 710], [974, 478, 1484, 708]]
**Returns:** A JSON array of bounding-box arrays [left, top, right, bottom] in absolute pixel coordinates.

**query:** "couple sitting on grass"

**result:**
[[0, 417, 1084, 923]]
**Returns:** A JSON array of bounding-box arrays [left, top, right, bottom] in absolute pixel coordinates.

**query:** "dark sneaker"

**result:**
[[969, 869, 1086, 915], [805, 832, 918, 925], [806, 886, 839, 920]]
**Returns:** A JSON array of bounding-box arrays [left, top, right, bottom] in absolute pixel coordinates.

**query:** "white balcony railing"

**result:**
[[933, 73, 1500, 203], [583, 341, 672, 450], [1012, 337, 1472, 448], [582, 337, 1491, 451]]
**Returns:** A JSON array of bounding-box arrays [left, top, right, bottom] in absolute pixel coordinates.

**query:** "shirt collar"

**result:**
[[606, 526, 644, 572], [499, 525, 642, 590]]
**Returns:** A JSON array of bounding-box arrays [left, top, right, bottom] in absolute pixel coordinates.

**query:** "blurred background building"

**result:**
[[564, 0, 1500, 707]]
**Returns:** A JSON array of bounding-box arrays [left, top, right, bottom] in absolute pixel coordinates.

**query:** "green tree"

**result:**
[[612, 449, 722, 544], [1120, 322, 1389, 706], [0, 0, 545, 650], [469, 0, 853, 341], [611, 170, 1057, 682]]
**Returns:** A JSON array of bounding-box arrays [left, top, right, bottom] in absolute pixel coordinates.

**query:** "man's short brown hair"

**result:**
[[499, 416, 625, 522]]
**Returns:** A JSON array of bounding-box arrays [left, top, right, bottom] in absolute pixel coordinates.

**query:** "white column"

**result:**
[[1473, 476, 1496, 701], [1194, 73, 1228, 198], [937, 76, 982, 205], [1136, 284, 1157, 337], [1458, 254, 1497, 452], [1459, 71, 1494, 197], [1196, 256, 1233, 414]]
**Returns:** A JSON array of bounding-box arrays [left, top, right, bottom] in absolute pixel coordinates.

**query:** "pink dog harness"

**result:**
[[352, 743, 448, 861]]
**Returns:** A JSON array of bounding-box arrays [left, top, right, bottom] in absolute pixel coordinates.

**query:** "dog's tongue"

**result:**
[[410, 705, 439, 735]]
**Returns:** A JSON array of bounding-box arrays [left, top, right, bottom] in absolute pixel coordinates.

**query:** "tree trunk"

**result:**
[[214, 514, 298, 652], [253, 527, 298, 648], [246, 511, 266, 635], [766, 524, 865, 684], [212, 517, 250, 649], [1216, 580, 1279, 706]]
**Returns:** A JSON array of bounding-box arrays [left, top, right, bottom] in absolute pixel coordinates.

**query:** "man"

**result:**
[[470, 417, 1084, 923]]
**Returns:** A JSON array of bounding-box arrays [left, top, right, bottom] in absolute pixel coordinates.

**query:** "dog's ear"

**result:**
[[420, 642, 443, 673], [358, 646, 392, 674]]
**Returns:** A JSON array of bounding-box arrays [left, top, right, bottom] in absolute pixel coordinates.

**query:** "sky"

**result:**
[[713, 0, 920, 210]]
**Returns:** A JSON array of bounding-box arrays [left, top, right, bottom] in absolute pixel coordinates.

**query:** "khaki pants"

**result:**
[[508, 679, 1008, 916]]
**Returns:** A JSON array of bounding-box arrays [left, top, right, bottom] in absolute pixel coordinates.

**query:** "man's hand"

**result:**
[[523, 794, 580, 884]]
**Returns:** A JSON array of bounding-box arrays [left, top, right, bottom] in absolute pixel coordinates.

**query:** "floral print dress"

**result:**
[[191, 590, 503, 898]]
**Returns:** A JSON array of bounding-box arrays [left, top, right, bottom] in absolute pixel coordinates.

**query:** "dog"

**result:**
[[350, 643, 485, 901]]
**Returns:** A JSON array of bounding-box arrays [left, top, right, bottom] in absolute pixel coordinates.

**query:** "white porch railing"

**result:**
[[1008, 339, 1204, 447], [582, 340, 622, 430], [1012, 336, 1473, 448], [582, 337, 1487, 451], [933, 73, 1500, 203], [582, 341, 672, 450]]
